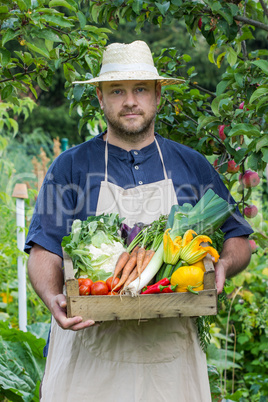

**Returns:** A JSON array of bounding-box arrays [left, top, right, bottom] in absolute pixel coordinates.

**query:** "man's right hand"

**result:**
[[28, 244, 96, 331], [51, 293, 96, 330]]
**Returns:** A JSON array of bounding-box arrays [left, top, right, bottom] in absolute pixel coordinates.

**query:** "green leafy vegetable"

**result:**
[[62, 213, 125, 281]]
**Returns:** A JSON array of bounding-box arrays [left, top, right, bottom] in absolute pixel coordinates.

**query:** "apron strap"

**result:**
[[154, 137, 168, 180], [104, 135, 168, 182]]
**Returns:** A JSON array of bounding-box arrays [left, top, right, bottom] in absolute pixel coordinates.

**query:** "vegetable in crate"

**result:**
[[124, 190, 235, 295], [62, 213, 125, 281], [171, 265, 204, 294]]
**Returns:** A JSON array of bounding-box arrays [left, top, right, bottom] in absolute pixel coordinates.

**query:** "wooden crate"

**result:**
[[63, 250, 217, 322]]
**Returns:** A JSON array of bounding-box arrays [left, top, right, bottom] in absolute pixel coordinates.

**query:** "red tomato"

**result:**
[[106, 277, 120, 291], [78, 278, 93, 295], [91, 282, 109, 295], [79, 284, 90, 296]]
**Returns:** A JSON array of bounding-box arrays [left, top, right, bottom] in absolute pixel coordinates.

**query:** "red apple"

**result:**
[[244, 205, 258, 218], [249, 239, 258, 252], [198, 18, 202, 29], [218, 125, 227, 141], [227, 160, 240, 173], [239, 170, 260, 188], [213, 158, 219, 169]]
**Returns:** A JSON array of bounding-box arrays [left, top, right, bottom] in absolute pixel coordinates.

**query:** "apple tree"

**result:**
[[0, 0, 267, 248]]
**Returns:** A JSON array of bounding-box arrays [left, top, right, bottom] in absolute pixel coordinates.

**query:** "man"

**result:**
[[25, 41, 253, 401]]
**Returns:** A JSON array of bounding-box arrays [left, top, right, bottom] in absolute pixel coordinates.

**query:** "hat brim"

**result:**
[[72, 71, 184, 86]]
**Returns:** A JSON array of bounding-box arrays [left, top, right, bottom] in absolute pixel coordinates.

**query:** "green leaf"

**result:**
[[252, 59, 268, 75], [228, 123, 261, 138], [40, 14, 74, 28], [217, 8, 233, 24], [234, 73, 244, 87], [1, 85, 13, 100], [37, 75, 49, 91], [77, 10, 86, 28], [249, 87, 268, 104], [1, 28, 20, 46], [155, 1, 170, 16], [16, 0, 29, 10], [49, 0, 77, 11], [256, 95, 268, 112], [197, 116, 219, 132], [132, 0, 143, 14], [32, 28, 62, 42], [0, 5, 9, 12], [216, 80, 229, 96], [262, 147, 268, 163], [211, 94, 229, 117], [8, 118, 18, 135], [26, 41, 49, 58], [73, 84, 85, 101], [208, 43, 217, 64], [256, 136, 268, 152], [234, 148, 247, 164], [226, 47, 237, 66], [0, 48, 11, 66], [63, 62, 76, 82]]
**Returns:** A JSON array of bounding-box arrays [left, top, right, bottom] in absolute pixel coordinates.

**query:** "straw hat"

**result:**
[[73, 41, 184, 86]]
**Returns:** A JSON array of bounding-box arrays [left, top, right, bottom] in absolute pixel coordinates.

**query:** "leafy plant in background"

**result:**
[[0, 321, 50, 402], [207, 251, 268, 401]]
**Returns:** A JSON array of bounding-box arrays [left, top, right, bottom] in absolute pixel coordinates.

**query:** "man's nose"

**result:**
[[123, 91, 137, 107]]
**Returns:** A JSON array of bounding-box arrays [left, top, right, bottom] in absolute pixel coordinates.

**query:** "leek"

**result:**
[[124, 241, 164, 295]]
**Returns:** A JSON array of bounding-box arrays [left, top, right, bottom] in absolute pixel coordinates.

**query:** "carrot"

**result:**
[[136, 247, 146, 278], [112, 251, 130, 286], [113, 248, 138, 291], [130, 244, 140, 255], [140, 249, 155, 273], [123, 267, 138, 288]]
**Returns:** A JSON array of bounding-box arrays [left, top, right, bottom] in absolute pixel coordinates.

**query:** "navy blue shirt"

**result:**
[[25, 132, 253, 256]]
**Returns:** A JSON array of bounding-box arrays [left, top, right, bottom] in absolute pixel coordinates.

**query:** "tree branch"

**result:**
[[189, 82, 216, 97], [259, 0, 268, 18], [234, 15, 268, 32]]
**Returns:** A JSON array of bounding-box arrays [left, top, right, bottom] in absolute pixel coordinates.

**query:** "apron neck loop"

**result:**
[[104, 133, 109, 181], [154, 137, 168, 180], [104, 135, 168, 182]]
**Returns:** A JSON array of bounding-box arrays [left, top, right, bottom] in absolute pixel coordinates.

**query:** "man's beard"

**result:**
[[103, 107, 157, 144]]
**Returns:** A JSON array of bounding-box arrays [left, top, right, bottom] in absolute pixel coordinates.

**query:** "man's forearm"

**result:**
[[220, 236, 252, 278], [27, 244, 64, 311], [215, 236, 252, 293]]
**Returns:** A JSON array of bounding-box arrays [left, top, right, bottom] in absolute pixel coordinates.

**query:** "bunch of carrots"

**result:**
[[111, 246, 155, 292], [111, 218, 166, 292]]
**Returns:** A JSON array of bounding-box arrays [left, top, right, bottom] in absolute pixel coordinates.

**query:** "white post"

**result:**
[[12, 183, 28, 332]]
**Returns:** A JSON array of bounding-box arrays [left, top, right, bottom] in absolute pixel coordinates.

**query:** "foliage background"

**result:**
[[0, 0, 267, 400]]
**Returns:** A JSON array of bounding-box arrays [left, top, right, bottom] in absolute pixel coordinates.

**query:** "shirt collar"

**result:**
[[94, 131, 161, 161]]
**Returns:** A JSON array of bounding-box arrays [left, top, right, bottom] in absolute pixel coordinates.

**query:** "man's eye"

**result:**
[[113, 89, 122, 95], [136, 87, 145, 93]]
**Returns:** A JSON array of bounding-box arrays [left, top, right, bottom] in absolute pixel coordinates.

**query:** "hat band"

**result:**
[[100, 63, 158, 75]]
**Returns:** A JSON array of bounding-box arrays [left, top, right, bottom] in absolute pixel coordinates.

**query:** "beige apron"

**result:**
[[41, 138, 211, 402]]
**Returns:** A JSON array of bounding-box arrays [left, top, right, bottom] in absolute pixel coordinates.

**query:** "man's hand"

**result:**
[[50, 293, 96, 330], [214, 236, 252, 294], [28, 244, 96, 330]]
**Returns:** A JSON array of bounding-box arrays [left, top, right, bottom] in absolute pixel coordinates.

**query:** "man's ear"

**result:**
[[96, 87, 104, 109], [156, 82, 162, 106]]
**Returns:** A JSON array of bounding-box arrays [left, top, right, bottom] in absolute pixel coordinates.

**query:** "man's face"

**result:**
[[96, 80, 161, 144]]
